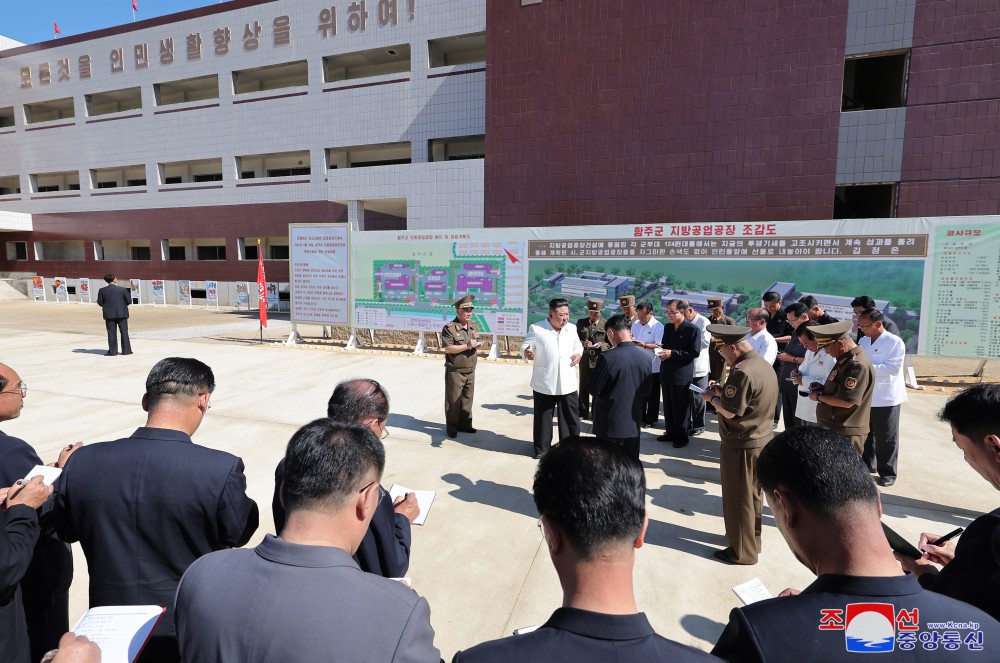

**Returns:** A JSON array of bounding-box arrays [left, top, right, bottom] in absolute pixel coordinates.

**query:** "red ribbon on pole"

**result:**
[[257, 239, 268, 328]]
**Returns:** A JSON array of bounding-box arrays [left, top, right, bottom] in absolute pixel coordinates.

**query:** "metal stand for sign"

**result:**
[[412, 332, 427, 355], [284, 323, 303, 345], [904, 355, 923, 390], [487, 335, 500, 360], [346, 327, 359, 350]]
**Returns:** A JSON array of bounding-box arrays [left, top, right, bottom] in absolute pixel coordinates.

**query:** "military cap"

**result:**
[[587, 298, 604, 312], [707, 296, 723, 308], [619, 295, 635, 308], [454, 294, 476, 310], [707, 323, 751, 347], [810, 320, 853, 347]]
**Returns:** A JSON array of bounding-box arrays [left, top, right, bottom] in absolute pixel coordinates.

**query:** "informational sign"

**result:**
[[178, 280, 192, 307], [128, 279, 141, 305], [289, 216, 1000, 358], [31, 276, 45, 301], [289, 224, 350, 325], [235, 282, 250, 307], [206, 280, 219, 307], [267, 282, 281, 311], [78, 277, 91, 303], [151, 279, 165, 305], [53, 277, 68, 302]]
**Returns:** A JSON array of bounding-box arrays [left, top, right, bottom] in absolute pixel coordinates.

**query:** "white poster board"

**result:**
[[129, 279, 142, 305], [53, 277, 68, 302], [178, 280, 192, 307], [235, 282, 250, 309], [206, 280, 219, 309], [267, 282, 281, 311], [151, 279, 165, 306], [289, 224, 351, 325], [31, 276, 45, 301], [77, 277, 91, 303]]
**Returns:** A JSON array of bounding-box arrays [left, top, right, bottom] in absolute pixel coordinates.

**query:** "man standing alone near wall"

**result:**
[[96, 274, 132, 356]]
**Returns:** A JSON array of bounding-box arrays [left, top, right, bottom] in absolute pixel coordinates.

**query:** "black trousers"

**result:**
[[689, 375, 708, 431], [532, 390, 580, 454], [642, 373, 661, 425], [579, 364, 593, 417], [772, 364, 782, 424], [779, 386, 798, 430], [661, 380, 691, 445], [105, 317, 132, 355], [598, 435, 641, 458], [863, 404, 900, 479]]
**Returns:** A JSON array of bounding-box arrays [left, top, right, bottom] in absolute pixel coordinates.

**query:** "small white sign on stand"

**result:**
[[129, 279, 142, 305], [53, 277, 69, 303], [235, 282, 250, 309], [206, 280, 219, 309], [77, 277, 91, 303], [31, 277, 46, 302], [151, 279, 166, 306], [178, 280, 192, 308], [267, 282, 281, 312]]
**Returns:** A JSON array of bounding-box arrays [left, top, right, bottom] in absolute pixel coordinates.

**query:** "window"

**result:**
[[24, 98, 75, 123], [323, 44, 410, 82], [327, 142, 411, 169], [0, 106, 14, 128], [834, 184, 896, 218], [86, 87, 142, 116], [6, 242, 28, 260], [126, 178, 147, 187], [237, 150, 311, 179], [154, 74, 220, 106], [35, 241, 85, 261], [159, 158, 223, 185], [270, 245, 289, 260], [429, 135, 485, 161], [30, 171, 80, 193], [428, 32, 486, 67], [131, 246, 151, 260], [843, 53, 908, 111], [95, 240, 150, 260], [244, 243, 258, 260], [168, 246, 186, 260], [196, 245, 227, 260], [190, 288, 207, 299], [0, 175, 20, 195], [96, 181, 118, 189], [233, 61, 308, 94]]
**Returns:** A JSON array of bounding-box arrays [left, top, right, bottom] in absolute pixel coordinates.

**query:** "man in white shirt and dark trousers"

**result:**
[[857, 309, 907, 487], [631, 301, 664, 427], [522, 299, 584, 459], [683, 301, 711, 436], [746, 308, 778, 366]]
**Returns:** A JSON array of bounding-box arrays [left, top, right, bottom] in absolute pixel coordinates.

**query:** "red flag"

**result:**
[[53, 22, 61, 34], [132, 0, 138, 11], [256, 239, 268, 328]]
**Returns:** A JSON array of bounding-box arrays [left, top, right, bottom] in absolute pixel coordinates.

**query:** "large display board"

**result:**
[[289, 216, 1000, 358]]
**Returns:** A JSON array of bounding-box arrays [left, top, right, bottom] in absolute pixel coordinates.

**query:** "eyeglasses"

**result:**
[[0, 382, 26, 397], [359, 481, 386, 507], [857, 323, 876, 330], [368, 419, 390, 440]]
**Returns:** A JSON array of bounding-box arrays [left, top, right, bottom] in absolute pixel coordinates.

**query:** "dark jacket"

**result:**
[[1, 506, 39, 663], [588, 341, 651, 439], [96, 283, 131, 320], [659, 320, 701, 385]]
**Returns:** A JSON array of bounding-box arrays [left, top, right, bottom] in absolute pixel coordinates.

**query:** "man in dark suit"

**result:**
[[454, 439, 717, 662], [271, 378, 419, 578], [0, 364, 75, 663], [587, 314, 650, 458], [53, 357, 259, 662], [713, 427, 1000, 662], [1, 476, 52, 663], [897, 384, 1000, 621], [656, 299, 700, 448], [96, 274, 132, 356], [176, 419, 440, 662]]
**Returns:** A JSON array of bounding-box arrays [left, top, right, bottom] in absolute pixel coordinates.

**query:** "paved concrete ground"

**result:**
[[1, 300, 996, 658]]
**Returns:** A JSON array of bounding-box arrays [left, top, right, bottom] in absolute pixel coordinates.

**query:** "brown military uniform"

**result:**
[[708, 312, 736, 384], [443, 317, 479, 433], [575, 314, 608, 419], [717, 348, 778, 565], [619, 295, 637, 323], [817, 345, 874, 453]]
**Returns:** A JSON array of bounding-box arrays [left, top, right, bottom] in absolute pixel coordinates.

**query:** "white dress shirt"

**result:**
[[795, 349, 836, 423], [521, 319, 584, 396], [749, 328, 778, 365], [860, 331, 908, 407], [631, 316, 664, 374], [687, 313, 711, 378]]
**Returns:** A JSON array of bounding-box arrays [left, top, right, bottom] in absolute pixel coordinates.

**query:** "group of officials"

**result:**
[[3, 348, 1000, 662]]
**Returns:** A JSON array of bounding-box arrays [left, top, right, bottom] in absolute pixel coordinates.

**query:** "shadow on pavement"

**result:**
[[680, 614, 727, 649], [72, 349, 110, 355], [442, 473, 538, 518], [480, 402, 532, 417]]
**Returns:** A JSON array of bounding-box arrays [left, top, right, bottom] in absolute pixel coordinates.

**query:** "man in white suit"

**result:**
[[522, 298, 583, 459]]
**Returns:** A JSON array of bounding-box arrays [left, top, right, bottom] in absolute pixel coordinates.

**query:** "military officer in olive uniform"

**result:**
[[701, 324, 778, 566], [706, 296, 736, 386], [619, 295, 637, 323], [808, 320, 874, 454], [443, 295, 482, 438], [575, 299, 608, 420]]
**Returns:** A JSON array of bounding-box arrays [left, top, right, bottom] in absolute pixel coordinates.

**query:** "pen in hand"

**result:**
[[929, 527, 964, 547]]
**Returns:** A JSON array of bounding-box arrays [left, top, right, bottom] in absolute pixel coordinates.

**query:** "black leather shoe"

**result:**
[[447, 427, 458, 438], [122, 351, 133, 355], [877, 476, 896, 487], [656, 434, 671, 442], [458, 425, 477, 433], [105, 352, 117, 356], [532, 450, 544, 460], [713, 549, 737, 565], [672, 440, 689, 448]]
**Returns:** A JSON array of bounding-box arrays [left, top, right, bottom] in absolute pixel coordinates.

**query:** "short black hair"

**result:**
[[104, 274, 115, 283], [758, 427, 878, 520], [665, 298, 686, 311], [851, 295, 875, 309], [796, 319, 818, 339], [605, 313, 631, 333], [548, 298, 569, 312], [799, 295, 819, 309], [533, 438, 645, 559], [858, 309, 883, 324], [283, 418, 385, 514], [785, 302, 808, 318], [327, 378, 389, 423], [145, 357, 215, 409], [940, 384, 1000, 445], [762, 291, 782, 304], [635, 301, 653, 314]]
